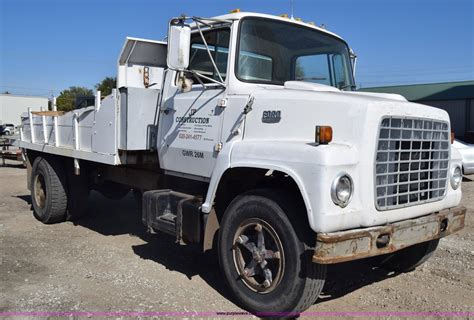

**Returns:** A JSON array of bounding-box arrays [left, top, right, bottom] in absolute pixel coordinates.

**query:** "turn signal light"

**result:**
[[316, 125, 333, 145], [451, 132, 455, 144]]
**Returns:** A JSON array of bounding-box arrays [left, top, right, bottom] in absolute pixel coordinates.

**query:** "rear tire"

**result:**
[[31, 156, 68, 224], [218, 189, 326, 315], [378, 239, 439, 272]]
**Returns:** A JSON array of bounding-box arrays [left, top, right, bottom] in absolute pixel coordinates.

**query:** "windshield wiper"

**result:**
[[295, 77, 328, 81], [338, 84, 357, 91]]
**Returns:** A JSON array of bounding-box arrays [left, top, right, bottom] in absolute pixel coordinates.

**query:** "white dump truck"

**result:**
[[19, 12, 466, 314]]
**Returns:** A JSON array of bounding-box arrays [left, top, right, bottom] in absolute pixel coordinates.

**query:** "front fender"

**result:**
[[202, 140, 359, 232]]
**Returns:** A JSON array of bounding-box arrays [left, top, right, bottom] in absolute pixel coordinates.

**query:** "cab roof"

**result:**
[[207, 12, 344, 41]]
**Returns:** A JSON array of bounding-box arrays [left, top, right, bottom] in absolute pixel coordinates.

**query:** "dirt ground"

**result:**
[[0, 159, 473, 318]]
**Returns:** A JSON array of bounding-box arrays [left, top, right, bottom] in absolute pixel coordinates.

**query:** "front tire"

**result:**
[[218, 189, 326, 315], [31, 156, 68, 224]]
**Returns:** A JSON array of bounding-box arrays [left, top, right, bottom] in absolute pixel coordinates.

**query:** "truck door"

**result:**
[[158, 27, 230, 178]]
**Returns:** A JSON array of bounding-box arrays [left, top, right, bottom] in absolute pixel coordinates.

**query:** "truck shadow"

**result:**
[[74, 191, 234, 304], [319, 259, 399, 303], [16, 191, 404, 308], [16, 194, 32, 205]]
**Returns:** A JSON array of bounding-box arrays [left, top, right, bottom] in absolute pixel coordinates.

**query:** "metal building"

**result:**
[[361, 80, 474, 142], [0, 94, 47, 126]]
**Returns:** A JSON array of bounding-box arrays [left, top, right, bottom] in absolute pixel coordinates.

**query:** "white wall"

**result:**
[[0, 94, 47, 126]]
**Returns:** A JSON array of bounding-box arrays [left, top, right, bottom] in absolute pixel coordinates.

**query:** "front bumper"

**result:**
[[313, 206, 466, 264]]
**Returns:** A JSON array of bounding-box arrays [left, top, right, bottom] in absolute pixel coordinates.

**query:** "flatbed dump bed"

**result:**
[[19, 37, 167, 166], [20, 103, 119, 165]]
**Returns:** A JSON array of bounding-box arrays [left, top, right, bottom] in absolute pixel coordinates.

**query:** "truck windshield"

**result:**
[[237, 17, 355, 90]]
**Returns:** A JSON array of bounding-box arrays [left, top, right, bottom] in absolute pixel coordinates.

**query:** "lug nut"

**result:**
[[236, 235, 247, 244]]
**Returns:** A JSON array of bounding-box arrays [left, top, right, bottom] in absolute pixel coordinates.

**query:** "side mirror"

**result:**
[[167, 19, 191, 71]]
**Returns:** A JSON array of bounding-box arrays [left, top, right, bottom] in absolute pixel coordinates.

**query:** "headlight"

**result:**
[[331, 173, 353, 207], [450, 165, 462, 190]]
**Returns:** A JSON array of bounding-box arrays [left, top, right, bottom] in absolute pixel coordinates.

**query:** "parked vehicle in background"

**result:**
[[0, 124, 15, 136], [453, 139, 474, 175], [18, 11, 466, 315]]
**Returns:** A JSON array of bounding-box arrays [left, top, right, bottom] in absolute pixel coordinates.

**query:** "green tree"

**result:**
[[56, 86, 93, 112], [95, 77, 116, 97]]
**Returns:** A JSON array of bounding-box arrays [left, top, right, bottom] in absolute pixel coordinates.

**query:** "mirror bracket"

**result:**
[[349, 48, 357, 79]]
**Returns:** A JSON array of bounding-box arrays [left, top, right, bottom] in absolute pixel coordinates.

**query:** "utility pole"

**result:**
[[290, 0, 295, 20]]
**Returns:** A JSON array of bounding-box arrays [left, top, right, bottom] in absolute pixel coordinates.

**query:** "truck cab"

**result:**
[[20, 12, 466, 315]]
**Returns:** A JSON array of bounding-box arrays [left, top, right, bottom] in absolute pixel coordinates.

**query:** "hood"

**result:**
[[243, 84, 450, 146], [284, 81, 408, 103]]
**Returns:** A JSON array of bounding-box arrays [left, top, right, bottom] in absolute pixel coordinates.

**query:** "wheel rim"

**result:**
[[33, 173, 47, 209], [232, 218, 285, 294]]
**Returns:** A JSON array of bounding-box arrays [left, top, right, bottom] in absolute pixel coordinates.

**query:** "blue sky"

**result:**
[[0, 0, 473, 97]]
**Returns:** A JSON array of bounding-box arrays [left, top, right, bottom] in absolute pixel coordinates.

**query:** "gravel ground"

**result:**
[[0, 159, 473, 318]]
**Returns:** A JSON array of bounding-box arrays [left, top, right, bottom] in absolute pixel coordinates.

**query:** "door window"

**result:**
[[189, 28, 230, 83]]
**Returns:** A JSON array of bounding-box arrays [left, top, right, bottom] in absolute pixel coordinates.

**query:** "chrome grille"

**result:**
[[375, 117, 450, 210]]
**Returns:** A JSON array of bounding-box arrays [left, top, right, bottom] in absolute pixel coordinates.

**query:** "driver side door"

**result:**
[[158, 27, 230, 178]]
